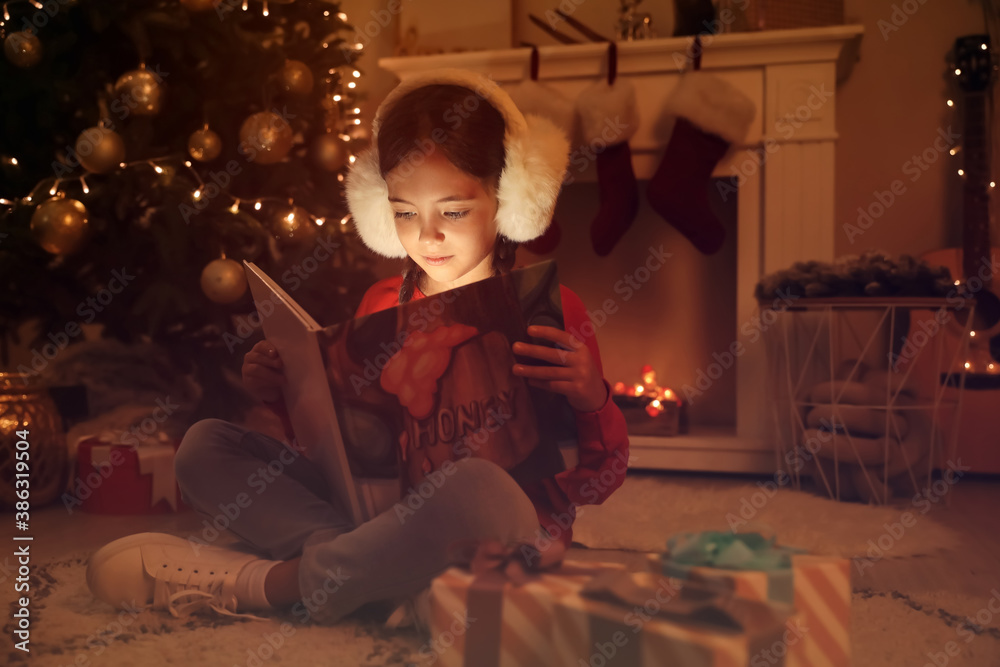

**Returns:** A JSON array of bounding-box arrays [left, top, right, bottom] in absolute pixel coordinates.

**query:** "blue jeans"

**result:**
[[174, 418, 542, 623]]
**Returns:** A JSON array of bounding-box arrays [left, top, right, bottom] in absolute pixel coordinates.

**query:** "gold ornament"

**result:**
[[3, 30, 43, 68], [74, 125, 125, 174], [30, 197, 89, 255], [275, 206, 316, 243], [188, 126, 222, 162], [200, 258, 248, 304], [280, 59, 315, 95], [114, 65, 165, 116], [312, 132, 349, 172], [179, 0, 218, 11], [239, 111, 293, 165]]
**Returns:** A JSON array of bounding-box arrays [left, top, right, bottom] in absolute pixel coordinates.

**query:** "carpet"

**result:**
[[4, 552, 426, 667], [6, 475, 998, 667], [570, 474, 961, 558]]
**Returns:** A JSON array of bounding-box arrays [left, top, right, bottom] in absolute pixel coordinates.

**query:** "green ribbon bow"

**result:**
[[665, 531, 808, 571]]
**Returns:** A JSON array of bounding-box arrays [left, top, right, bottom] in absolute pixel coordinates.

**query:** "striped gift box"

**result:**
[[428, 560, 627, 667], [553, 571, 795, 667], [657, 553, 851, 667]]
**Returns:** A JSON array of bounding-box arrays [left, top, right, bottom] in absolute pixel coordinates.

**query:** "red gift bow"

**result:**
[[446, 538, 569, 584]]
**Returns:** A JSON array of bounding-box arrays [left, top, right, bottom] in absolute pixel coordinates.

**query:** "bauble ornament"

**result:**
[[30, 197, 89, 255], [280, 60, 315, 95], [188, 126, 222, 162], [3, 30, 42, 68], [275, 206, 316, 243], [200, 258, 247, 304], [114, 65, 165, 116], [74, 125, 125, 174], [239, 111, 293, 165]]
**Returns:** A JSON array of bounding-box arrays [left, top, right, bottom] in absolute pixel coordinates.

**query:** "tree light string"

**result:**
[[2, 154, 348, 234]]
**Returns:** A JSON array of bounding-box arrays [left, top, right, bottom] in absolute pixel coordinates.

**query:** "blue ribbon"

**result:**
[[664, 531, 808, 572]]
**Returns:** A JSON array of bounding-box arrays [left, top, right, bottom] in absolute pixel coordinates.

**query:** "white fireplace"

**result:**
[[378, 25, 865, 474]]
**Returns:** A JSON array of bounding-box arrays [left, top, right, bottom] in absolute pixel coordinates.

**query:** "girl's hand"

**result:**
[[243, 339, 286, 404], [511, 325, 608, 413]]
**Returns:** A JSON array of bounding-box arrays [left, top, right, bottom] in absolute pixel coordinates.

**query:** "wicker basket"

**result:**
[[720, 0, 844, 32]]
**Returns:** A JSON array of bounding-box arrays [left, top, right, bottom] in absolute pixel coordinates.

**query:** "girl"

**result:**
[[87, 68, 630, 627]]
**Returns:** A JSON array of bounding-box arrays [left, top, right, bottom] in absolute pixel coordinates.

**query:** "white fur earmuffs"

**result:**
[[344, 68, 571, 258]]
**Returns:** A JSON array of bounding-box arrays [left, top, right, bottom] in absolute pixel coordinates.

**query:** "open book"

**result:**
[[243, 259, 576, 528]]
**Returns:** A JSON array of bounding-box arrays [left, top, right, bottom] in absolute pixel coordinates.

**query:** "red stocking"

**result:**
[[575, 76, 641, 256], [647, 117, 731, 255], [646, 71, 756, 255], [591, 141, 639, 257]]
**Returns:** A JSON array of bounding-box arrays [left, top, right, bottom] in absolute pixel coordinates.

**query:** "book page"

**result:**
[[243, 261, 366, 527]]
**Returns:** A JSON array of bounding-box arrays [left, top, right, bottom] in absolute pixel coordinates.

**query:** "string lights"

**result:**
[[0, 0, 49, 29], [947, 57, 994, 187], [1, 1, 365, 247], [2, 152, 346, 235]]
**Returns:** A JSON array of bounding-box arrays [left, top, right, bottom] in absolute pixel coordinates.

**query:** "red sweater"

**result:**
[[268, 274, 630, 548]]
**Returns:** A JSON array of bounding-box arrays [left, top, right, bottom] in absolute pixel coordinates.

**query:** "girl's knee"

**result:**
[[432, 457, 538, 536], [175, 418, 237, 484]]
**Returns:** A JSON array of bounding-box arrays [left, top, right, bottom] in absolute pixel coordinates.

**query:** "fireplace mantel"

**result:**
[[377, 25, 865, 474]]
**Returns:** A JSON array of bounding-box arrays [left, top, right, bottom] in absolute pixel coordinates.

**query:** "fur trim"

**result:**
[[664, 71, 756, 144], [345, 147, 405, 257], [345, 68, 570, 258], [504, 79, 577, 141], [574, 78, 640, 145], [495, 114, 570, 242]]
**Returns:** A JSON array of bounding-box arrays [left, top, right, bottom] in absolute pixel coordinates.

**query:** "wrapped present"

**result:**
[[70, 435, 186, 514], [429, 539, 628, 667], [554, 569, 796, 666], [656, 532, 851, 667]]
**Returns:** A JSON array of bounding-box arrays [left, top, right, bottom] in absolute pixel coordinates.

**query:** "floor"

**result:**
[[13, 468, 1000, 666]]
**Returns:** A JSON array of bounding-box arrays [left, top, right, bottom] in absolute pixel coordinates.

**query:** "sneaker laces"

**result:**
[[384, 587, 431, 634], [150, 565, 269, 621]]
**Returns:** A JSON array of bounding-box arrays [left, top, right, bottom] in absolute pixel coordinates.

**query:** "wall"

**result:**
[[835, 0, 989, 257]]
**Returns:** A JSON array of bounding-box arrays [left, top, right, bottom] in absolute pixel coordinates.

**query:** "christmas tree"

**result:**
[[0, 0, 378, 422]]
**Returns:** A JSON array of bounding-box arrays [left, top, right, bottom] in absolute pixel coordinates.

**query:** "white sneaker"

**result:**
[[384, 586, 432, 634], [86, 532, 268, 620]]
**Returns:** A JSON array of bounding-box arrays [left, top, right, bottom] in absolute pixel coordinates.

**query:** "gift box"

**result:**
[[554, 570, 797, 666], [429, 540, 628, 667], [655, 532, 851, 667], [72, 436, 186, 514]]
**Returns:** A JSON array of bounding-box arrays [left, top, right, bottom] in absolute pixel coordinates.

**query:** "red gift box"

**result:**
[[72, 438, 188, 514]]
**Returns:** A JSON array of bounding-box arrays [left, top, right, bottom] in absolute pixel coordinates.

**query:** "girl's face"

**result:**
[[386, 146, 499, 296]]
